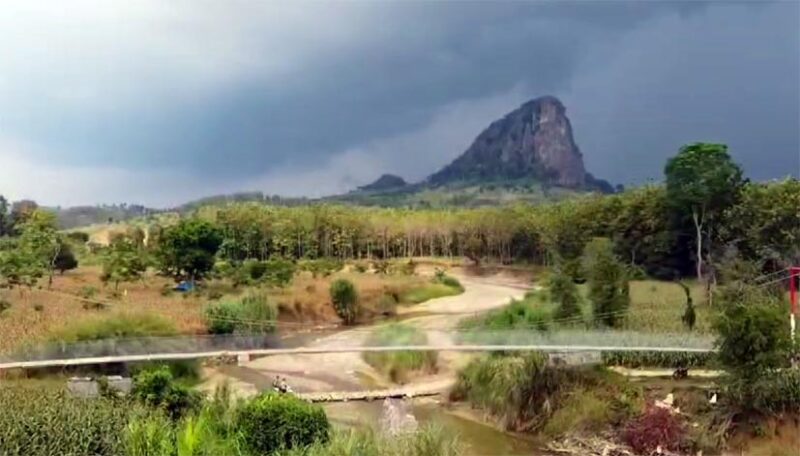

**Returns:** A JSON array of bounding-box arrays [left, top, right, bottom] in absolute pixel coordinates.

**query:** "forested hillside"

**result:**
[[185, 177, 799, 280]]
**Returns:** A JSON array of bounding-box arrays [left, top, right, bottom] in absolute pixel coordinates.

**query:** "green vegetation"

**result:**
[[450, 353, 641, 434], [665, 143, 745, 279], [583, 238, 630, 327], [0, 386, 136, 456], [363, 323, 437, 383], [400, 274, 463, 304], [236, 392, 330, 454], [204, 291, 277, 335], [131, 366, 202, 419], [330, 278, 359, 324], [101, 235, 147, 290], [549, 266, 581, 320], [156, 218, 223, 281], [50, 313, 177, 342]]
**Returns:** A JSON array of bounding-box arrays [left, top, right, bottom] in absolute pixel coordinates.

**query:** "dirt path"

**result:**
[[201, 272, 529, 397]]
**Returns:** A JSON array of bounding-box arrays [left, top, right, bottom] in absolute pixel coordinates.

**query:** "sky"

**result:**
[[0, 0, 798, 207]]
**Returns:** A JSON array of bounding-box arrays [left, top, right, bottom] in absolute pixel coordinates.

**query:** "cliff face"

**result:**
[[427, 95, 587, 188]]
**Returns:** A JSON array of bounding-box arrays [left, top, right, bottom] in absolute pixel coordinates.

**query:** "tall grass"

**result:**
[[450, 353, 641, 433], [363, 324, 437, 383]]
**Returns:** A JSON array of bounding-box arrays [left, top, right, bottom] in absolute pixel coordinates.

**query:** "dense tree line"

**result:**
[[2, 143, 798, 284], [179, 176, 798, 280]]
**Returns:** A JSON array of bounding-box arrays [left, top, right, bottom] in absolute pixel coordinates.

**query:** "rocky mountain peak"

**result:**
[[427, 95, 588, 188]]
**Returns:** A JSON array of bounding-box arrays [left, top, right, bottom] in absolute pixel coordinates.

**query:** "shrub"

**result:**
[[330, 278, 359, 325], [79, 285, 99, 299], [548, 267, 582, 321], [236, 392, 330, 453], [583, 238, 630, 327], [204, 301, 239, 335], [460, 298, 552, 332], [66, 231, 90, 243], [363, 324, 437, 383], [450, 353, 613, 432], [353, 261, 368, 273], [301, 259, 343, 278], [725, 368, 800, 416], [0, 386, 134, 456], [242, 259, 268, 281], [131, 366, 202, 419], [622, 407, 686, 455], [714, 283, 792, 377], [204, 292, 276, 335], [263, 257, 296, 287], [236, 291, 277, 333]]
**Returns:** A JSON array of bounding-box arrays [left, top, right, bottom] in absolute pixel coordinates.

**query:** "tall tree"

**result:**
[[101, 236, 147, 290], [583, 238, 630, 327], [156, 218, 223, 281], [665, 143, 744, 280]]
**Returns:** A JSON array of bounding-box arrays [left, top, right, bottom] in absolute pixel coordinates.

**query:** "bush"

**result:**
[[450, 353, 616, 432], [622, 407, 686, 455], [0, 386, 134, 455], [363, 324, 437, 383], [132, 366, 202, 419], [548, 267, 582, 321], [330, 278, 359, 325], [0, 298, 10, 316], [204, 301, 239, 335], [263, 257, 296, 287], [725, 368, 800, 416], [583, 238, 630, 327], [460, 298, 552, 332], [300, 259, 343, 278], [66, 231, 90, 243], [79, 285, 99, 299], [204, 292, 277, 335], [236, 392, 330, 454], [714, 283, 792, 377]]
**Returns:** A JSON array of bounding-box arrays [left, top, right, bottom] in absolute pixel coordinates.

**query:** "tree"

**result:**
[[330, 278, 359, 325], [101, 236, 147, 290], [583, 238, 630, 327], [9, 199, 39, 234], [156, 218, 223, 281], [549, 265, 581, 320], [714, 282, 791, 378], [665, 143, 745, 280], [53, 240, 78, 274], [0, 195, 10, 237]]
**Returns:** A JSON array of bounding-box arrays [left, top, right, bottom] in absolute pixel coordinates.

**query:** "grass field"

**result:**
[[0, 266, 436, 355]]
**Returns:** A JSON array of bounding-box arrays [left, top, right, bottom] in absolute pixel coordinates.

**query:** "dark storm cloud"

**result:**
[[0, 1, 797, 206]]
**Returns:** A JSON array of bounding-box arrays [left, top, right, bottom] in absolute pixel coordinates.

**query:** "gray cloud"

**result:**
[[0, 0, 796, 206]]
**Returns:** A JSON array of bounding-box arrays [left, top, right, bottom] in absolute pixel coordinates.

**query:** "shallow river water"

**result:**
[[322, 398, 543, 456]]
